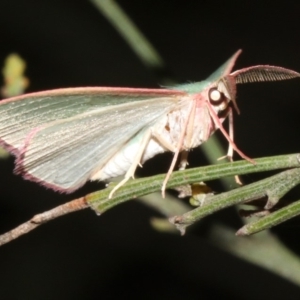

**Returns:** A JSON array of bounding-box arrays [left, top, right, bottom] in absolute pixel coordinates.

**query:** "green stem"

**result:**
[[87, 153, 300, 213], [238, 199, 300, 235], [170, 168, 300, 234]]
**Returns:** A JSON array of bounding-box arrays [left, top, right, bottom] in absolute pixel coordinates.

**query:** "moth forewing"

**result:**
[[1, 92, 182, 192]]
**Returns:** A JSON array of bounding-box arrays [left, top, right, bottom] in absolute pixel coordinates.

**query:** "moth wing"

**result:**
[[13, 96, 180, 192], [0, 87, 183, 152]]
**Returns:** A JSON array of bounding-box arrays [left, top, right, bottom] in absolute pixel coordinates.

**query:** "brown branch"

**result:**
[[0, 197, 88, 246]]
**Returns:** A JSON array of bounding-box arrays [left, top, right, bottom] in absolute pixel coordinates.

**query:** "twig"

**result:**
[[1, 153, 299, 246], [170, 168, 300, 234], [0, 197, 88, 246], [237, 199, 300, 235]]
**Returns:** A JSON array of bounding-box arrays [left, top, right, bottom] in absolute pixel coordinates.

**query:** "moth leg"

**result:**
[[161, 101, 196, 197], [153, 128, 185, 198], [178, 98, 197, 171], [217, 107, 234, 161], [151, 131, 176, 152], [213, 106, 243, 185], [206, 102, 255, 164], [226, 108, 243, 185], [226, 107, 234, 160], [108, 129, 152, 199], [178, 150, 189, 170]]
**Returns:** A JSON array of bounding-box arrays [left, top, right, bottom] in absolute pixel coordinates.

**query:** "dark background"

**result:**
[[0, 1, 300, 299]]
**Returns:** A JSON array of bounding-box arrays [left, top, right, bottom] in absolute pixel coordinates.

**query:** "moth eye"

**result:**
[[209, 88, 221, 102], [208, 87, 229, 111]]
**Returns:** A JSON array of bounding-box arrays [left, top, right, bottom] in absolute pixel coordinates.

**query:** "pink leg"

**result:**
[[206, 102, 255, 164], [161, 101, 196, 197], [178, 150, 189, 170]]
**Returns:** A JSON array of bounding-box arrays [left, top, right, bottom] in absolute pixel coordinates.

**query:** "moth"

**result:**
[[0, 50, 298, 198]]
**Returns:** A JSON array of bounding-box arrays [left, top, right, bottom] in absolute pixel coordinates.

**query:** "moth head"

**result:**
[[208, 76, 239, 114], [208, 64, 300, 115]]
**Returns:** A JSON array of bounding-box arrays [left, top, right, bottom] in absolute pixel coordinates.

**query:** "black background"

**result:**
[[0, 1, 300, 299]]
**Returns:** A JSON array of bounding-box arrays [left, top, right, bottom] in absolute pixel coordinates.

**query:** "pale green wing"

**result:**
[[0, 89, 182, 192], [0, 87, 183, 151]]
